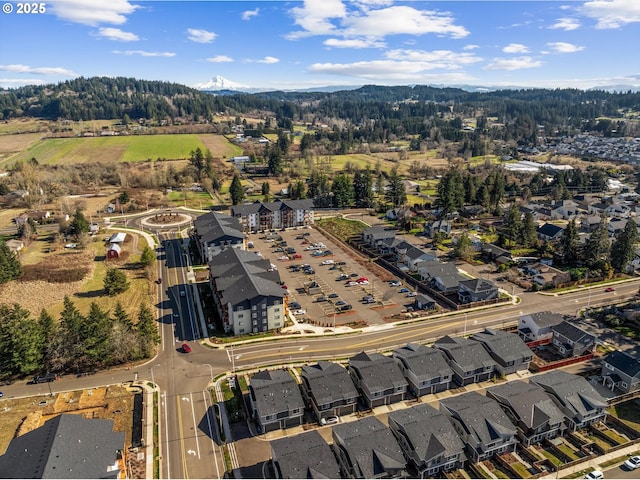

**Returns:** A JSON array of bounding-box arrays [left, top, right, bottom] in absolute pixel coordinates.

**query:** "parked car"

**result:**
[[289, 301, 301, 309], [33, 373, 57, 384], [345, 281, 358, 287], [321, 259, 335, 265], [328, 293, 339, 298], [181, 343, 191, 353], [584, 470, 603, 480], [357, 277, 369, 283], [357, 280, 369, 285], [336, 261, 346, 266], [293, 309, 306, 316], [339, 304, 352, 311], [0, 391, 3, 398], [292, 254, 302, 259], [335, 300, 347, 306], [337, 274, 349, 281], [362, 295, 374, 302], [390, 280, 401, 287], [624, 456, 640, 470], [320, 415, 340, 425], [349, 273, 359, 277], [400, 287, 410, 293], [274, 247, 284, 252], [329, 265, 339, 270], [406, 292, 417, 297], [316, 296, 328, 303]]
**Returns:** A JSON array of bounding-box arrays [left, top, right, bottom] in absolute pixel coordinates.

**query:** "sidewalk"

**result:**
[[539, 443, 640, 479]]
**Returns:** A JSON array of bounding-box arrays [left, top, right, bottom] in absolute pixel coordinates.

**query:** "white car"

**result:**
[[584, 470, 603, 480], [357, 280, 369, 285], [624, 456, 640, 470], [406, 291, 417, 297], [320, 415, 339, 425], [321, 259, 334, 265], [293, 309, 306, 316], [390, 281, 401, 287], [64, 243, 77, 249]]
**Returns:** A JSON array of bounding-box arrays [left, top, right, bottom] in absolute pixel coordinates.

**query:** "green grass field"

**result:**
[[8, 133, 211, 165]]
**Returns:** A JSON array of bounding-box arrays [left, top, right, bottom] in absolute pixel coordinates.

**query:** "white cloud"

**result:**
[[187, 29, 216, 43], [287, 0, 347, 39], [0, 64, 77, 76], [49, 0, 139, 26], [384, 49, 482, 69], [286, 1, 468, 41], [206, 55, 233, 63], [463, 44, 480, 51], [0, 78, 46, 88], [94, 27, 139, 42], [546, 42, 585, 53], [549, 17, 581, 31], [580, 0, 640, 29], [242, 8, 259, 20], [342, 6, 469, 39], [112, 50, 175, 57], [308, 60, 475, 83], [255, 56, 280, 64], [485, 56, 543, 71], [324, 38, 385, 49], [502, 43, 529, 54]]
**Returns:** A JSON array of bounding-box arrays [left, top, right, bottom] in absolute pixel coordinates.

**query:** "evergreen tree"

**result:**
[[104, 268, 130, 296], [82, 302, 112, 367], [136, 304, 159, 358], [502, 204, 522, 246], [385, 167, 407, 208], [353, 169, 374, 208], [611, 219, 638, 272], [0, 303, 44, 376], [521, 212, 539, 248], [453, 231, 474, 261], [0, 240, 21, 283], [266, 144, 283, 175], [290, 180, 306, 200], [261, 181, 270, 196], [140, 245, 156, 266], [436, 168, 464, 215], [229, 174, 244, 205], [69, 208, 90, 235], [584, 216, 610, 267], [331, 173, 354, 207], [559, 219, 580, 265], [307, 171, 331, 207], [58, 296, 85, 371]]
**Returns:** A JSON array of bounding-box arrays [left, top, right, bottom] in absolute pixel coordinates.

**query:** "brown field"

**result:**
[[198, 133, 243, 159], [0, 132, 46, 163], [0, 385, 136, 456]]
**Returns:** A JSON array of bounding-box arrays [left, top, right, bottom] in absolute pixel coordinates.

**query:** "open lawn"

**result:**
[[6, 134, 210, 165]]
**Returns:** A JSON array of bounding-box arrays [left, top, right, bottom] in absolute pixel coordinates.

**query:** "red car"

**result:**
[[605, 287, 615, 292], [181, 343, 191, 353]]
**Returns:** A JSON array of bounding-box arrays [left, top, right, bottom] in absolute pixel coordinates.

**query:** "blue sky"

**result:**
[[0, 0, 639, 90]]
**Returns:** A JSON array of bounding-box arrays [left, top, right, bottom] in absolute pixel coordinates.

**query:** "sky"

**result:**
[[0, 0, 639, 91]]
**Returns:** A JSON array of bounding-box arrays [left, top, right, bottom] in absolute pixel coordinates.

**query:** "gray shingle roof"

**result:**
[[301, 361, 359, 406], [388, 404, 465, 464], [526, 311, 565, 328], [270, 430, 340, 479], [349, 352, 408, 394], [487, 380, 566, 431], [332, 416, 405, 478], [434, 336, 497, 373], [440, 392, 517, 445], [531, 370, 608, 416], [194, 212, 244, 243], [208, 248, 284, 306], [0, 414, 125, 479], [459, 278, 498, 293], [603, 350, 640, 378], [472, 329, 533, 365], [393, 343, 453, 384], [250, 369, 305, 418], [552, 321, 597, 345]]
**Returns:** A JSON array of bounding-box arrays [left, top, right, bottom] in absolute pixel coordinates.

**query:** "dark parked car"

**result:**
[[290, 301, 301, 309], [328, 293, 339, 298], [181, 343, 192, 353], [316, 296, 328, 303], [335, 300, 347, 306], [339, 304, 352, 311], [33, 373, 57, 384]]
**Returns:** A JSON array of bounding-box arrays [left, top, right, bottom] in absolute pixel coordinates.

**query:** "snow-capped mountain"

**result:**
[[195, 75, 250, 91]]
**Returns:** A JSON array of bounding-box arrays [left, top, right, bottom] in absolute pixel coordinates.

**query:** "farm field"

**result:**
[[6, 133, 213, 165], [0, 133, 46, 164]]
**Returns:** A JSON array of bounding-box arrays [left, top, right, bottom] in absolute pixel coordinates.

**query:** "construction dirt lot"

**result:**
[[0, 384, 137, 456]]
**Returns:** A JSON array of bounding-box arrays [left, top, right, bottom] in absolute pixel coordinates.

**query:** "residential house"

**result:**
[[402, 246, 437, 272], [487, 381, 567, 447], [440, 392, 518, 463], [208, 248, 285, 335], [531, 370, 608, 431], [518, 311, 565, 342], [5, 239, 25, 254], [550, 321, 597, 358], [270, 430, 341, 479], [417, 260, 466, 295], [0, 413, 125, 479], [362, 226, 396, 250], [248, 369, 305, 433], [414, 294, 437, 311], [300, 361, 360, 420], [193, 211, 245, 262], [536, 223, 565, 242], [549, 200, 581, 220], [482, 243, 513, 265], [600, 350, 640, 394], [524, 262, 571, 288], [388, 404, 466, 477], [392, 343, 454, 396], [332, 416, 407, 479], [348, 352, 408, 408], [472, 329, 533, 376], [457, 278, 499, 304], [581, 215, 602, 233], [424, 219, 451, 238], [230, 198, 314, 232], [607, 217, 636, 237], [434, 336, 497, 386]]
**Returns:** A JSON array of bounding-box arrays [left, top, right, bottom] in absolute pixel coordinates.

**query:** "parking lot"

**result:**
[[247, 226, 418, 326]]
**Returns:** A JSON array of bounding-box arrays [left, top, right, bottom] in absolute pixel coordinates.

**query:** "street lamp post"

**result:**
[[203, 363, 214, 388], [150, 363, 161, 386]]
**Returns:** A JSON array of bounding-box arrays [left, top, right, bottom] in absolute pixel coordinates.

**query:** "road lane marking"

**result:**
[[176, 396, 190, 479], [202, 390, 221, 479], [163, 391, 171, 479], [189, 392, 201, 460]]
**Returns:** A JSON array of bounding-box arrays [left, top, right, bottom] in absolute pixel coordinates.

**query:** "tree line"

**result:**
[[0, 297, 159, 380]]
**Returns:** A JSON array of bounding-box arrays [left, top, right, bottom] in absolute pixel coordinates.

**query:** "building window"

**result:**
[[262, 304, 266, 309], [274, 307, 280, 312], [237, 306, 244, 311], [274, 300, 281, 305], [252, 313, 257, 318], [252, 305, 257, 311]]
